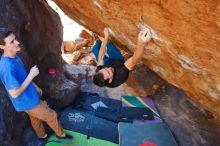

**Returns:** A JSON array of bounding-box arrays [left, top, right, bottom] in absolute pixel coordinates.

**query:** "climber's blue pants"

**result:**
[[92, 40, 125, 65]]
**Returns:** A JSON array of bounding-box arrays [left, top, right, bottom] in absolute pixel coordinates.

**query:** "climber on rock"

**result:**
[[93, 27, 151, 88], [0, 28, 73, 142]]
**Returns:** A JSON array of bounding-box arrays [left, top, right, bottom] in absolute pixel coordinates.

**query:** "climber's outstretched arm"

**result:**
[[124, 28, 151, 70], [97, 28, 109, 66]]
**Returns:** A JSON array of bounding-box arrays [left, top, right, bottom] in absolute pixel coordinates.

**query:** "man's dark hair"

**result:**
[[93, 72, 107, 87], [0, 28, 13, 45]]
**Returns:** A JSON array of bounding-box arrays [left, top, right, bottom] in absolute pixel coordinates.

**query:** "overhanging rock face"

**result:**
[[53, 0, 220, 115]]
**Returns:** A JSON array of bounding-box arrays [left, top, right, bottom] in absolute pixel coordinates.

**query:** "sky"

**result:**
[[46, 0, 84, 41]]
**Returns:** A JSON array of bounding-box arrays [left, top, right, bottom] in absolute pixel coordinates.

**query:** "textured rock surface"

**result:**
[[154, 85, 220, 146], [54, 0, 220, 115], [43, 75, 80, 109], [0, 82, 28, 146]]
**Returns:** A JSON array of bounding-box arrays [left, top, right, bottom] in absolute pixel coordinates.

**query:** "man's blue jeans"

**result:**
[[92, 40, 125, 65]]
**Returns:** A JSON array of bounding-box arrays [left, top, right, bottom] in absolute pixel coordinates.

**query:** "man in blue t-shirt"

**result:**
[[0, 28, 73, 142]]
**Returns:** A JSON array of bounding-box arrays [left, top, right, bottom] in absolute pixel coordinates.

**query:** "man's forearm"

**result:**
[[9, 74, 34, 98], [124, 43, 146, 70], [131, 43, 145, 64], [125, 29, 151, 70], [97, 37, 108, 65]]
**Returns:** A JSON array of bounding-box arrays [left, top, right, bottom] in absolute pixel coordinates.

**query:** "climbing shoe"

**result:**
[[39, 133, 48, 140], [56, 133, 73, 142]]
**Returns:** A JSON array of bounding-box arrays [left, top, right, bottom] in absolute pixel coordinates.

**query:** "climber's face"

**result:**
[[98, 67, 114, 83]]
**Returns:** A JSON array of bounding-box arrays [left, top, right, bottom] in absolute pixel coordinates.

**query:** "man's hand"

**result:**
[[9, 65, 40, 99], [29, 65, 39, 79], [137, 28, 151, 46]]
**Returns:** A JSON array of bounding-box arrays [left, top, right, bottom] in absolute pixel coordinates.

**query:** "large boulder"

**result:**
[[43, 74, 80, 109], [0, 83, 28, 146], [53, 0, 220, 116]]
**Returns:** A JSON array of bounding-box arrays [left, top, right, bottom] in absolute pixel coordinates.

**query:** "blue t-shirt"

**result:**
[[0, 55, 40, 112]]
